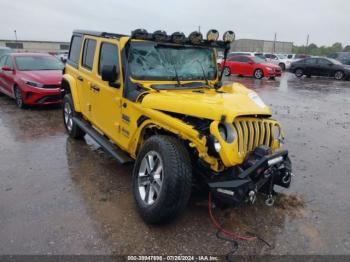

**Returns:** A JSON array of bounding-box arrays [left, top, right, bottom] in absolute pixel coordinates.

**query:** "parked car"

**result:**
[[56, 51, 68, 63], [276, 54, 293, 71], [0, 47, 14, 57], [0, 53, 64, 108], [290, 57, 350, 80], [221, 55, 282, 79], [327, 52, 350, 65]]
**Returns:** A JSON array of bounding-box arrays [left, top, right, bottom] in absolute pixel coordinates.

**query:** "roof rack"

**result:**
[[73, 30, 127, 39]]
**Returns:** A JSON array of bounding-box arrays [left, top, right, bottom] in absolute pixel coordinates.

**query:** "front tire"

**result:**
[[63, 94, 85, 139], [14, 86, 26, 109], [334, 70, 344, 80], [295, 68, 304, 78], [133, 135, 192, 224], [254, 69, 264, 79]]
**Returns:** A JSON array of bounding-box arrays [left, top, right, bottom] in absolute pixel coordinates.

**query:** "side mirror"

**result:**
[[101, 65, 120, 88], [1, 66, 13, 72]]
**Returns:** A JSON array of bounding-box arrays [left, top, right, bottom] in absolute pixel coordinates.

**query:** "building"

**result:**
[[0, 39, 70, 53], [231, 39, 293, 54]]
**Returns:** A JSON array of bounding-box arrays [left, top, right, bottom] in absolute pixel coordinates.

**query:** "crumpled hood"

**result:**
[[141, 83, 272, 122]]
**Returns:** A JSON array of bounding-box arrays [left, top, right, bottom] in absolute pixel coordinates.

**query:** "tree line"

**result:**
[[292, 43, 350, 56]]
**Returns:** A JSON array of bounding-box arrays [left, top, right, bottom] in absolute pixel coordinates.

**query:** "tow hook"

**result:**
[[248, 189, 257, 204], [265, 194, 274, 206]]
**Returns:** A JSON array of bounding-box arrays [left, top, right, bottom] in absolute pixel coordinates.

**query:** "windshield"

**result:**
[[15, 56, 64, 71], [128, 42, 217, 81], [0, 49, 13, 56], [252, 56, 267, 64]]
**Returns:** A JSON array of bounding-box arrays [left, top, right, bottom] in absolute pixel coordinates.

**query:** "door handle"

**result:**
[[90, 84, 100, 92], [77, 76, 84, 81]]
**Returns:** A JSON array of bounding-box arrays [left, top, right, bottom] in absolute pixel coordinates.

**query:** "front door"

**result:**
[[89, 40, 125, 149]]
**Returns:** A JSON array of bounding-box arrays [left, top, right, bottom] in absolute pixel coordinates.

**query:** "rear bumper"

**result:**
[[208, 149, 292, 206]]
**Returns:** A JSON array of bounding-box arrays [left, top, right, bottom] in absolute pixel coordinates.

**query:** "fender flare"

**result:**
[[62, 74, 81, 112]]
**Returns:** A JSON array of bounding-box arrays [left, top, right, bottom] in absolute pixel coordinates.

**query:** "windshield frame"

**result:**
[[126, 40, 218, 82]]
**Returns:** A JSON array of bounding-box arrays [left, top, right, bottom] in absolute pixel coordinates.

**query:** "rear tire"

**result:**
[[14, 86, 26, 109], [334, 70, 344, 80], [295, 68, 304, 78], [63, 94, 85, 139], [279, 63, 286, 71], [254, 69, 264, 79], [133, 135, 192, 224], [223, 67, 231, 76]]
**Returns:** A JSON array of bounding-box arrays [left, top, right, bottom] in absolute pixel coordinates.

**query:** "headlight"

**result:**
[[22, 79, 44, 88], [266, 67, 272, 71], [218, 123, 235, 143]]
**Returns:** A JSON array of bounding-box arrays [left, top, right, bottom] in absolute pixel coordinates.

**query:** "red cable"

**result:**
[[208, 192, 257, 241]]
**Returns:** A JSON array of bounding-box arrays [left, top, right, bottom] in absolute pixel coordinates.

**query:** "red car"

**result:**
[[220, 55, 282, 79], [0, 53, 64, 108]]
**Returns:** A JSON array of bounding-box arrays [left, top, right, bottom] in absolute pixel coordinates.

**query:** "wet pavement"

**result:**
[[0, 73, 350, 256]]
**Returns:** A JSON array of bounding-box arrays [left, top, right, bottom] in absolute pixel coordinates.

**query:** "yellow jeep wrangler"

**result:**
[[62, 29, 292, 224]]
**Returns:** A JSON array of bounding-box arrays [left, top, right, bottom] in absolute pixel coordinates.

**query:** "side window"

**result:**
[[82, 39, 96, 70], [228, 56, 239, 62], [304, 58, 316, 65], [98, 43, 119, 74], [240, 56, 250, 63], [68, 35, 82, 65], [287, 54, 293, 59], [318, 59, 331, 65], [0, 56, 7, 67], [5, 56, 13, 68], [265, 54, 272, 58]]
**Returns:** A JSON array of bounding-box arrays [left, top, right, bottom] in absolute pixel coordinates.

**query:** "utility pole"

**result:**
[[273, 33, 277, 53], [305, 34, 309, 53], [198, 26, 201, 33], [14, 30, 18, 41]]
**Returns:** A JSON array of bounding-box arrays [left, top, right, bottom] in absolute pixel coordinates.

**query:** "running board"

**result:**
[[72, 117, 133, 165]]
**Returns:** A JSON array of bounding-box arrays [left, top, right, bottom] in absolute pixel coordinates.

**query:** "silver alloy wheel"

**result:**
[[255, 69, 263, 79], [64, 102, 73, 132], [15, 88, 23, 107], [223, 67, 230, 76], [335, 71, 344, 80], [138, 151, 163, 205]]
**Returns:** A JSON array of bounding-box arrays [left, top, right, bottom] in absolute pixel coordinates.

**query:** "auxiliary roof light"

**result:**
[[171, 32, 186, 44], [223, 30, 235, 43], [206, 29, 219, 41], [188, 31, 203, 44], [131, 29, 149, 39], [152, 30, 167, 41]]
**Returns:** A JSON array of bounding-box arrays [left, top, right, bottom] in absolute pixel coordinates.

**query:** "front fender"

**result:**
[[62, 74, 81, 112]]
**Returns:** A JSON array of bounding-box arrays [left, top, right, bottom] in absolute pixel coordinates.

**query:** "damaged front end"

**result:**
[[206, 145, 292, 207]]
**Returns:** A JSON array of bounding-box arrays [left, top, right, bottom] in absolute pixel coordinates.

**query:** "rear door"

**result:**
[[1, 56, 15, 95], [78, 37, 97, 120], [239, 56, 252, 75], [0, 55, 8, 93]]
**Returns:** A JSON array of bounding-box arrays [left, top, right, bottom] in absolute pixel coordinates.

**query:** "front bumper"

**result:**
[[21, 85, 63, 105], [208, 147, 292, 206]]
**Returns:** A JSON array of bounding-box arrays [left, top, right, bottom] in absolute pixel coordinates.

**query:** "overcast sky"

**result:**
[[0, 0, 349, 46]]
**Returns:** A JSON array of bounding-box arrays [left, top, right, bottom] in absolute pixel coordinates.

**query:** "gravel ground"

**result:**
[[0, 73, 349, 256]]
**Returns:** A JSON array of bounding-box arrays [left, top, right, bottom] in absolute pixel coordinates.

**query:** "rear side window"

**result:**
[[0, 55, 7, 67], [5, 56, 13, 68], [304, 58, 317, 64], [82, 39, 96, 70], [68, 35, 82, 65], [240, 56, 250, 62], [99, 43, 119, 74]]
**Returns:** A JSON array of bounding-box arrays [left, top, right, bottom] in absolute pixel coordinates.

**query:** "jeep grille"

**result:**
[[233, 118, 274, 155]]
